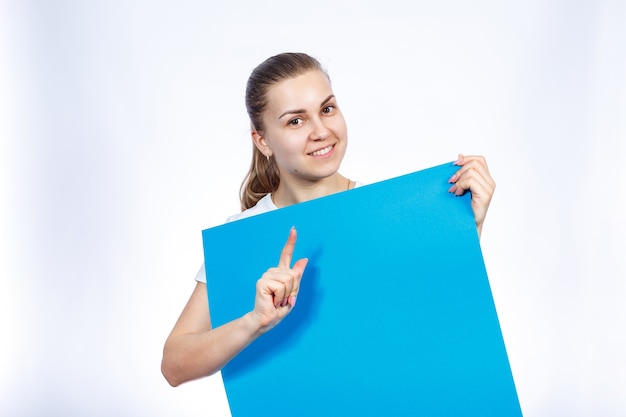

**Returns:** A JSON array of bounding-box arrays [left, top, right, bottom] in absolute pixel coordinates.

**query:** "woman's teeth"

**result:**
[[310, 145, 333, 156]]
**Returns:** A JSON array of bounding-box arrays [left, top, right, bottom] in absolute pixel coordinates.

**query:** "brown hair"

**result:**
[[239, 52, 327, 210]]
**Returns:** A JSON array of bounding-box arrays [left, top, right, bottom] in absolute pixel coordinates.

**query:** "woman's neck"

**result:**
[[272, 174, 351, 208]]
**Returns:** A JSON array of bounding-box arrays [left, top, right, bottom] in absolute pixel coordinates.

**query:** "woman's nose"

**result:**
[[310, 118, 330, 141]]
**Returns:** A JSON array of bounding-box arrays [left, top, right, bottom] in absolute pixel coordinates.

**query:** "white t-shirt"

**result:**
[[195, 185, 362, 283]]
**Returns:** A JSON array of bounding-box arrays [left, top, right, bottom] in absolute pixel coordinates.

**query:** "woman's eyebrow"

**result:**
[[278, 95, 335, 120], [320, 94, 335, 106]]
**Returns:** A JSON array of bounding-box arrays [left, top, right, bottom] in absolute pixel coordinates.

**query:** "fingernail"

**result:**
[[454, 154, 463, 165], [448, 174, 457, 183], [289, 296, 297, 307], [448, 185, 457, 193]]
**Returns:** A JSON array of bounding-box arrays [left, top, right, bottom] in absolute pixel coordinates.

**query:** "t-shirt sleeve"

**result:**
[[194, 214, 238, 284], [194, 262, 206, 284]]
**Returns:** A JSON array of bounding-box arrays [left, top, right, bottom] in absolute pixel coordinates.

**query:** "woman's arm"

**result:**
[[161, 227, 308, 387], [448, 154, 496, 239], [161, 282, 258, 386]]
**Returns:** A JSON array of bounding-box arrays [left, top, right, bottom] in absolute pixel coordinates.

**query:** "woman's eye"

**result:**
[[322, 105, 335, 114], [289, 118, 303, 126]]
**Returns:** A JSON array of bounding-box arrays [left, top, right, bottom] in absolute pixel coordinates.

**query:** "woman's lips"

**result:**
[[309, 144, 334, 157]]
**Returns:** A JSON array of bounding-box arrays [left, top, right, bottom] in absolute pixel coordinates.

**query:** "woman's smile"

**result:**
[[309, 144, 334, 157]]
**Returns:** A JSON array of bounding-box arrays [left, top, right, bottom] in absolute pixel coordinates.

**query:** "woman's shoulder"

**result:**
[[225, 182, 363, 224], [225, 194, 277, 223]]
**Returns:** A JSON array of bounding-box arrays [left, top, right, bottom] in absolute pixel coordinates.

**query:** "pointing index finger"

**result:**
[[278, 227, 297, 268]]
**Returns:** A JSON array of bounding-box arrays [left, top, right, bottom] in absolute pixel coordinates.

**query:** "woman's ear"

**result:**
[[251, 130, 271, 158]]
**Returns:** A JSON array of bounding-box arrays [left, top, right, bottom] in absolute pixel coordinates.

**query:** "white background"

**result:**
[[1, 1, 625, 416]]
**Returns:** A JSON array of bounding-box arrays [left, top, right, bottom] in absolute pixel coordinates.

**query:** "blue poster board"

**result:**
[[202, 162, 522, 416]]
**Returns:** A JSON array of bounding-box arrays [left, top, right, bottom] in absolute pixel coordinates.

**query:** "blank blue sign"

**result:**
[[203, 162, 522, 417]]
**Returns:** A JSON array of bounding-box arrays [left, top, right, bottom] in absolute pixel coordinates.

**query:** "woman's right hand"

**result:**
[[250, 227, 308, 333], [162, 227, 308, 385]]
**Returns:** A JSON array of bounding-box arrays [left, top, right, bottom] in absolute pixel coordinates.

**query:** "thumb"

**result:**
[[287, 258, 308, 308], [292, 258, 309, 275]]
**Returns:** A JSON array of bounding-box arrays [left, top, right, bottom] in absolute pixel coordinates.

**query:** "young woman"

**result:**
[[161, 52, 495, 387]]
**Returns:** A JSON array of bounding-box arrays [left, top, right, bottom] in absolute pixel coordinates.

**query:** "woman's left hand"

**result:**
[[448, 154, 496, 238]]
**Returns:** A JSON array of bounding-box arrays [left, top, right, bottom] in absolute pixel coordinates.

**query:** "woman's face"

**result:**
[[254, 70, 348, 183]]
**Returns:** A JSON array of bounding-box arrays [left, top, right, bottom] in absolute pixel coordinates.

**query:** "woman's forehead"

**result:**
[[265, 70, 334, 113]]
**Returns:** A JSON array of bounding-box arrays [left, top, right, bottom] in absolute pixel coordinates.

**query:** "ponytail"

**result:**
[[239, 144, 280, 210]]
